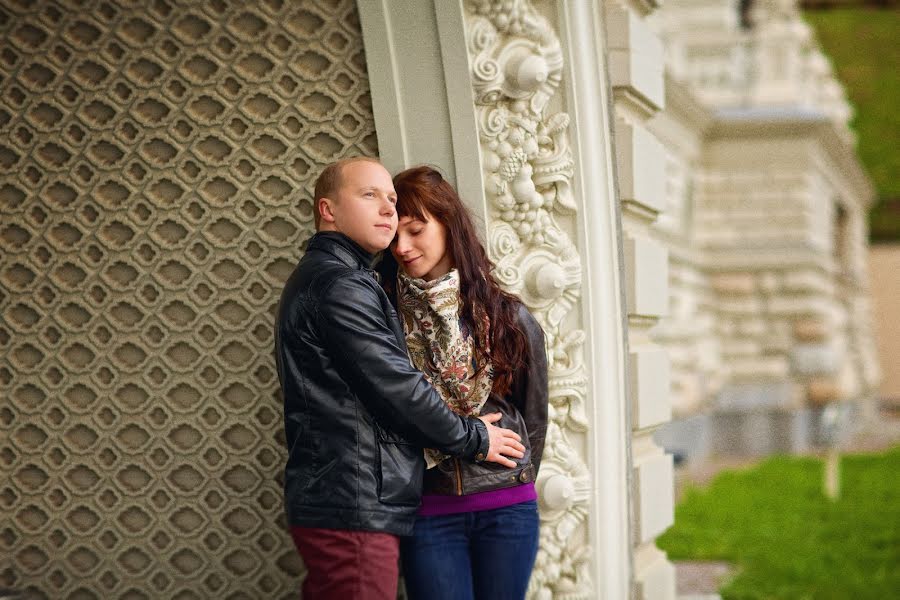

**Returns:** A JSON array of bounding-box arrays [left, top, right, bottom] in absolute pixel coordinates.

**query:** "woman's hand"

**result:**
[[478, 412, 526, 468]]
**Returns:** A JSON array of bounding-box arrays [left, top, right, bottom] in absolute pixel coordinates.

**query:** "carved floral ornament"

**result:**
[[465, 1, 592, 597]]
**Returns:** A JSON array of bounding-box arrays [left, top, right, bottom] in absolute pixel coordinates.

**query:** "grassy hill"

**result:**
[[803, 7, 900, 241]]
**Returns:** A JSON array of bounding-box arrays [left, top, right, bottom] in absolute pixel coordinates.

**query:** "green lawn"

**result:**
[[803, 8, 900, 241], [658, 447, 900, 599]]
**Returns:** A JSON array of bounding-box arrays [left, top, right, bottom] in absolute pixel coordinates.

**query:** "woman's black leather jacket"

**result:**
[[412, 303, 549, 497]]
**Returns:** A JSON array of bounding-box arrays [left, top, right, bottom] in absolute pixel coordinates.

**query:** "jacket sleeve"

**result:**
[[512, 304, 549, 476], [315, 273, 489, 460]]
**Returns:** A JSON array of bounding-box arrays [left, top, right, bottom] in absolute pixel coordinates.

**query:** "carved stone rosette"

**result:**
[[463, 2, 592, 597]]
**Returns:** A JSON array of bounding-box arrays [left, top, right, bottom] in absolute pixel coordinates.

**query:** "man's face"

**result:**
[[323, 161, 398, 253]]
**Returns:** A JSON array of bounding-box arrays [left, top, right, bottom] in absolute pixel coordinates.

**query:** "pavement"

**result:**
[[675, 561, 731, 599]]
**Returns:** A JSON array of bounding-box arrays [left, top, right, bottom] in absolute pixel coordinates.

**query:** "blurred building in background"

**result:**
[[650, 0, 880, 461]]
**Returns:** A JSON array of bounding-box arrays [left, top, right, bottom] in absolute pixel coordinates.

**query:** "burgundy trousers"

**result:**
[[290, 526, 400, 599]]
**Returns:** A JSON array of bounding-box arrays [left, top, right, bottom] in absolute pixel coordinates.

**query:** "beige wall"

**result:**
[[0, 1, 375, 597], [870, 244, 900, 400]]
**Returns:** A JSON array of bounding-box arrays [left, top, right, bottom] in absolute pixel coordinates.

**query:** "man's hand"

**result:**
[[478, 412, 525, 468]]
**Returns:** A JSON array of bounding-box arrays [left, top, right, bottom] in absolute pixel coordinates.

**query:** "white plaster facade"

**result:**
[[0, 0, 876, 598], [359, 1, 676, 597]]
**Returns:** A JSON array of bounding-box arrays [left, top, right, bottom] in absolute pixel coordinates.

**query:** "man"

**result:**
[[275, 157, 525, 599]]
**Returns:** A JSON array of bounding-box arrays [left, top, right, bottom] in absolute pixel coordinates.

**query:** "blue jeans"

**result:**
[[400, 500, 540, 600]]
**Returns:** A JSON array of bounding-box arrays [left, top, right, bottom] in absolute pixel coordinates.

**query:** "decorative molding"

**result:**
[[461, 2, 593, 596], [361, 1, 632, 597], [624, 234, 669, 316], [560, 2, 633, 597], [605, 4, 665, 111], [630, 349, 673, 430], [615, 120, 667, 215]]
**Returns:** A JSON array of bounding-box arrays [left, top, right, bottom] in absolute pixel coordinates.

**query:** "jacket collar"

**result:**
[[307, 231, 375, 270]]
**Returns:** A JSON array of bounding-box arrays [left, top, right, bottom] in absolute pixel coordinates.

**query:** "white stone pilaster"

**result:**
[[360, 1, 633, 597], [605, 1, 677, 598]]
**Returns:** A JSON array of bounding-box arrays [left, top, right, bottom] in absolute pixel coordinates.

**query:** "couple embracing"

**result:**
[[274, 157, 548, 599]]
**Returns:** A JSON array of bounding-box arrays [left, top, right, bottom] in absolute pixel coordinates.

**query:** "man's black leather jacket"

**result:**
[[275, 232, 490, 536]]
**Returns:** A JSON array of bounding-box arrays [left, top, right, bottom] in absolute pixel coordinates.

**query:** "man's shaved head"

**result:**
[[313, 156, 383, 229]]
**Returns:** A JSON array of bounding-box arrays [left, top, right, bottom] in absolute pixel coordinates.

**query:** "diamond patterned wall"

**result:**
[[0, 0, 377, 597]]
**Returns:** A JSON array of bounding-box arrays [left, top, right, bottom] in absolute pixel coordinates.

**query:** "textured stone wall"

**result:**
[[0, 1, 376, 597]]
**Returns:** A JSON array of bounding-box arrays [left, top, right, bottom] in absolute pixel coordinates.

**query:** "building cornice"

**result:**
[[663, 73, 715, 136], [708, 107, 875, 206], [659, 71, 873, 209]]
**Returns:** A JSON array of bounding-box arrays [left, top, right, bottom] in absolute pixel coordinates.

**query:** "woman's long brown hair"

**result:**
[[378, 165, 528, 396]]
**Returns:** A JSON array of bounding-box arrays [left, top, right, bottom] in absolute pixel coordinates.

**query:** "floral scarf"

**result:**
[[397, 269, 494, 466]]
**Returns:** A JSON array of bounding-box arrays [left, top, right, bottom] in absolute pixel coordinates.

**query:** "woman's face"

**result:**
[[391, 211, 453, 281]]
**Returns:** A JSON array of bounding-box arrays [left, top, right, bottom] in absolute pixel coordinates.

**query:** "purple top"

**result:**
[[418, 482, 537, 517]]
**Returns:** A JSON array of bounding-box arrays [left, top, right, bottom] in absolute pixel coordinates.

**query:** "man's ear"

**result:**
[[318, 197, 336, 223]]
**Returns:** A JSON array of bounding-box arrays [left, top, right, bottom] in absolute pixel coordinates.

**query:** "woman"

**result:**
[[377, 165, 549, 600]]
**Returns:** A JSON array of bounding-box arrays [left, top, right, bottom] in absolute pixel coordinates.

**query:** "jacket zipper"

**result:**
[[454, 458, 463, 495]]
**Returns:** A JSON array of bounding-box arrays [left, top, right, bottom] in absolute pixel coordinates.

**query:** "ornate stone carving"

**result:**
[[464, 1, 591, 597]]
